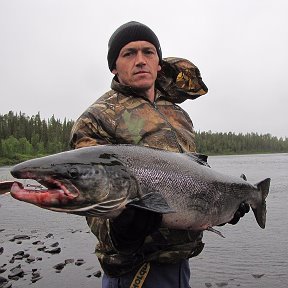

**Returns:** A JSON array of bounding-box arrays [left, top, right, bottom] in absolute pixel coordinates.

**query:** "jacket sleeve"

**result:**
[[69, 101, 116, 149]]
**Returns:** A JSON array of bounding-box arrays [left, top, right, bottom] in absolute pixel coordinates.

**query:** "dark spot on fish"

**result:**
[[99, 153, 113, 159]]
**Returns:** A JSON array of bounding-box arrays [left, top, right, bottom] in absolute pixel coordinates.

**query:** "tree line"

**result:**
[[195, 131, 288, 155], [0, 111, 74, 165], [0, 111, 287, 165]]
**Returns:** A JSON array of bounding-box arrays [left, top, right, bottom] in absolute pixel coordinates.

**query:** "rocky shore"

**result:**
[[0, 221, 103, 288]]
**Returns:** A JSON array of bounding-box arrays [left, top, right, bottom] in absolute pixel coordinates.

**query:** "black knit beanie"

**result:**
[[107, 21, 162, 71]]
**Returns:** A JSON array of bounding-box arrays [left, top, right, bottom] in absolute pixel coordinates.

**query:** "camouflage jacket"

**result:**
[[69, 57, 208, 277]]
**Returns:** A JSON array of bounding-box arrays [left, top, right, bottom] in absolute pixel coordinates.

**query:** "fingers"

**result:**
[[238, 202, 250, 217], [228, 202, 250, 225]]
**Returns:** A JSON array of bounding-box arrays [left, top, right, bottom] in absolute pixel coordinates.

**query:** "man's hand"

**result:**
[[218, 202, 250, 226], [228, 202, 250, 225], [109, 208, 162, 253]]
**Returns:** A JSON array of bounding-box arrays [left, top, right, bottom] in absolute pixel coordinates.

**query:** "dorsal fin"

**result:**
[[185, 152, 210, 167]]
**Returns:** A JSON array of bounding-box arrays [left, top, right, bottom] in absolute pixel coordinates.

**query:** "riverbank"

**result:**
[[1, 153, 287, 288]]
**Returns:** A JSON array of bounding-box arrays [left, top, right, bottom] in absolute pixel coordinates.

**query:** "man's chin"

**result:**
[[131, 81, 154, 92]]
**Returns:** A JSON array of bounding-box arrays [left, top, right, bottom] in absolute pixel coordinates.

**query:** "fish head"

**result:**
[[10, 147, 137, 217]]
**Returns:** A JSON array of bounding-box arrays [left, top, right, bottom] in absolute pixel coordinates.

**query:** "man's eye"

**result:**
[[144, 50, 155, 55], [123, 51, 134, 57]]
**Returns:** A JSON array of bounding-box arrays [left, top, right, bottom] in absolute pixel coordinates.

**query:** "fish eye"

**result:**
[[68, 167, 79, 179]]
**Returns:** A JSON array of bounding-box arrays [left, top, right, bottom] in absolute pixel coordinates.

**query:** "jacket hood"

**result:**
[[111, 57, 208, 104], [156, 57, 208, 103]]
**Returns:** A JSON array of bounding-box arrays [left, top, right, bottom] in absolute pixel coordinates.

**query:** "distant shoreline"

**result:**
[[1, 151, 288, 167]]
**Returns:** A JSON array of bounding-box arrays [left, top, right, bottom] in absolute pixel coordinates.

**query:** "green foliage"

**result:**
[[195, 131, 288, 155], [0, 111, 74, 165], [0, 111, 287, 166]]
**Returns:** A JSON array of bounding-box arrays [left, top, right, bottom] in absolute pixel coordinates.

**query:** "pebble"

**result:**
[[0, 276, 11, 288], [64, 259, 74, 264], [45, 233, 54, 238], [50, 242, 59, 247], [252, 273, 265, 279], [37, 246, 47, 251], [9, 235, 30, 242], [32, 240, 44, 245], [75, 259, 85, 266], [8, 266, 24, 280], [44, 247, 61, 254], [53, 263, 66, 271], [93, 270, 102, 278], [0, 276, 8, 284], [13, 251, 24, 257], [31, 271, 42, 283], [25, 255, 36, 263]]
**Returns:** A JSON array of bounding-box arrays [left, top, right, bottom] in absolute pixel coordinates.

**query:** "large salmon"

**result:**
[[3, 145, 270, 231]]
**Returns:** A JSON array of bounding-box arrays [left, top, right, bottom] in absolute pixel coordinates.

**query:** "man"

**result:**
[[70, 21, 249, 288]]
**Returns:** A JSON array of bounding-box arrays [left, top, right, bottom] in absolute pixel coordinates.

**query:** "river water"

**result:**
[[0, 153, 287, 288]]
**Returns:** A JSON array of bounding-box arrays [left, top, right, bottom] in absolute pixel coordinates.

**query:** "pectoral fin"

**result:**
[[127, 193, 175, 214]]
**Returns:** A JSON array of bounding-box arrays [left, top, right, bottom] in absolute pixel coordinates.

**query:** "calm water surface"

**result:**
[[0, 153, 287, 288]]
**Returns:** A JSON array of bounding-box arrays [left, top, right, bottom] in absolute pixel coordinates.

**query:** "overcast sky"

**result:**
[[0, 0, 287, 138]]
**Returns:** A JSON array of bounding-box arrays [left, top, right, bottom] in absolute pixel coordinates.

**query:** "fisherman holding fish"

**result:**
[[69, 21, 250, 288]]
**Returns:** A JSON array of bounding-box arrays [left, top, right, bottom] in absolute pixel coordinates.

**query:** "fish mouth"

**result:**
[[10, 177, 80, 208], [10, 177, 127, 217]]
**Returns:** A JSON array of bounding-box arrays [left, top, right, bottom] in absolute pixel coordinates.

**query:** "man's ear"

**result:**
[[112, 68, 117, 75], [157, 64, 161, 72]]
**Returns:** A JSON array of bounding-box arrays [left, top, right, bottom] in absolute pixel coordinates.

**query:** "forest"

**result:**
[[0, 111, 74, 165], [0, 111, 287, 165]]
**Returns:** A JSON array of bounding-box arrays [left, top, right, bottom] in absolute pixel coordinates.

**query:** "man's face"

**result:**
[[112, 41, 161, 91]]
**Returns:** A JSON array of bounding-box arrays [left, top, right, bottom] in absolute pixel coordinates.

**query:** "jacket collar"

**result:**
[[111, 57, 208, 104]]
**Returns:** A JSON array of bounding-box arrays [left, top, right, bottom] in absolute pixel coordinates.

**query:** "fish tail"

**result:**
[[252, 178, 271, 229]]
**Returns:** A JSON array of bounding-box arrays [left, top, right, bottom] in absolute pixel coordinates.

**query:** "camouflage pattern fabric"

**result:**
[[69, 57, 207, 277]]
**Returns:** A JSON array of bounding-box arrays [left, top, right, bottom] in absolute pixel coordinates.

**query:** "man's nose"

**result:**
[[135, 52, 146, 65]]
